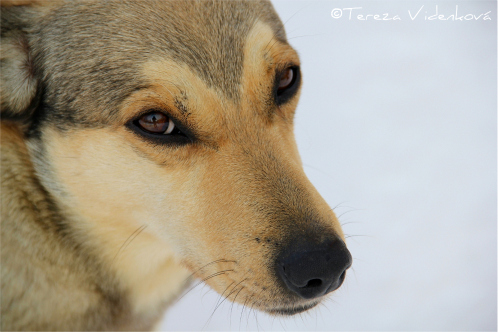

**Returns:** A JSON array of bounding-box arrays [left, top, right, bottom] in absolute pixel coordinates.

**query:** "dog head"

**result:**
[[1, 0, 351, 315]]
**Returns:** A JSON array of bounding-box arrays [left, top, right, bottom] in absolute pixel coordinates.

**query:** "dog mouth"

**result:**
[[265, 301, 319, 316]]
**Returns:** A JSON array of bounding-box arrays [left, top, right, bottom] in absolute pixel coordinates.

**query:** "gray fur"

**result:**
[[2, 0, 286, 130]]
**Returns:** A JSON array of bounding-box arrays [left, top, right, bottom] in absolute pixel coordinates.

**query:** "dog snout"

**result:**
[[276, 237, 352, 300]]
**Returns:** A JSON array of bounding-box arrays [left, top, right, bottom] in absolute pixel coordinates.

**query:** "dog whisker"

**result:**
[[245, 289, 263, 329], [330, 201, 353, 210], [244, 295, 252, 330], [213, 280, 235, 310], [121, 225, 148, 251], [333, 205, 366, 214], [206, 276, 248, 330], [180, 258, 237, 288], [303, 163, 335, 180], [253, 308, 261, 332], [263, 3, 310, 56], [202, 285, 231, 330], [337, 209, 360, 219], [298, 310, 306, 325], [239, 295, 251, 331], [278, 315, 287, 331], [111, 224, 148, 264], [314, 303, 319, 330], [340, 220, 362, 227], [287, 33, 324, 41], [265, 37, 281, 57], [345, 234, 371, 239], [198, 269, 234, 284], [222, 281, 246, 307], [229, 285, 245, 329], [173, 267, 234, 306]]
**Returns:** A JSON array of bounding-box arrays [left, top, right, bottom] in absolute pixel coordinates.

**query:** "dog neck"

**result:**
[[1, 122, 189, 329]]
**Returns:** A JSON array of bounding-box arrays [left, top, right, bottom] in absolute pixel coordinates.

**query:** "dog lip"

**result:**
[[266, 301, 319, 316]]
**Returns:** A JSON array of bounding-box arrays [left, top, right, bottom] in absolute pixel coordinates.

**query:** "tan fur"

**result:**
[[1, 1, 349, 330], [39, 126, 192, 313], [2, 124, 120, 330]]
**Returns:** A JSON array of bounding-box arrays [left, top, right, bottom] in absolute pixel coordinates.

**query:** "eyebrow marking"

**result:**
[[174, 97, 190, 117]]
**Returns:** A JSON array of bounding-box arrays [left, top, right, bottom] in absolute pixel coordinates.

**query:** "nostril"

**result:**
[[304, 279, 322, 288]]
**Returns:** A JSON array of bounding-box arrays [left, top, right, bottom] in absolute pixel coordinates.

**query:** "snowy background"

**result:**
[[161, 1, 497, 330]]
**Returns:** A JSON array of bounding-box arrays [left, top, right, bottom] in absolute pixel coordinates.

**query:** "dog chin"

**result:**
[[265, 301, 319, 316]]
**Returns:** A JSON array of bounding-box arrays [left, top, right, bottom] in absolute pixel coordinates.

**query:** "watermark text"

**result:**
[[331, 5, 492, 21]]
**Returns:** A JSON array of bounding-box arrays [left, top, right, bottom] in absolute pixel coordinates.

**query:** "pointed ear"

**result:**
[[1, 4, 40, 126]]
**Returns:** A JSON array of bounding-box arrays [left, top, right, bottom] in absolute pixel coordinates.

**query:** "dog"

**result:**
[[0, 0, 352, 330]]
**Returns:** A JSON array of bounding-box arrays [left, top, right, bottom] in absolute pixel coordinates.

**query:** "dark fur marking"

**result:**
[[174, 97, 190, 116]]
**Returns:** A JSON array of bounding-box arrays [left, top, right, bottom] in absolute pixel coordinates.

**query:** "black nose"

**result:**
[[276, 238, 352, 299]]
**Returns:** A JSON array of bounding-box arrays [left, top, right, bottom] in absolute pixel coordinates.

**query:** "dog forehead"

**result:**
[[143, 0, 285, 101], [36, 0, 287, 123], [131, 1, 279, 97]]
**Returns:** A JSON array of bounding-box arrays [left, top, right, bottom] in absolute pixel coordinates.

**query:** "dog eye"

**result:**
[[275, 66, 300, 105], [278, 67, 296, 94], [136, 112, 176, 134], [128, 111, 192, 145]]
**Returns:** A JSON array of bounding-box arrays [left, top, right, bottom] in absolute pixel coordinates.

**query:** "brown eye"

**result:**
[[278, 67, 295, 93], [274, 65, 300, 105], [137, 112, 175, 134], [128, 110, 191, 145]]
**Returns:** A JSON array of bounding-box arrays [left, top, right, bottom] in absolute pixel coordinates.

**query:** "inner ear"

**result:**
[[1, 24, 39, 126]]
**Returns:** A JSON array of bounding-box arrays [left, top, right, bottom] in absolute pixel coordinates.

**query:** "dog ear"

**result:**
[[1, 2, 41, 126]]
